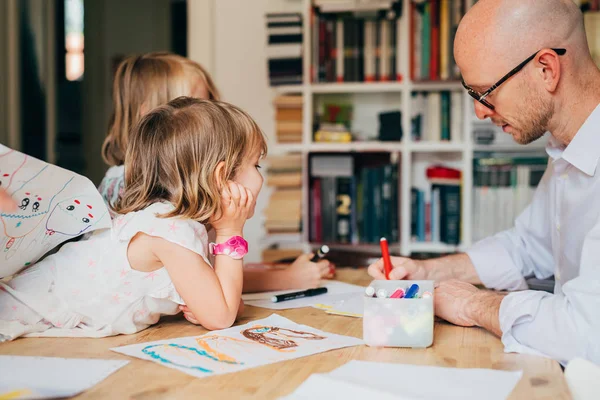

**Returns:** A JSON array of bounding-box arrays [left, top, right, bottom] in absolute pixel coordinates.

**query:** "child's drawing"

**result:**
[[111, 314, 363, 378], [241, 326, 325, 351], [0, 145, 111, 277]]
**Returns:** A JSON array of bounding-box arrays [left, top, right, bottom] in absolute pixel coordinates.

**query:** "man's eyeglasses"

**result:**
[[462, 48, 567, 111]]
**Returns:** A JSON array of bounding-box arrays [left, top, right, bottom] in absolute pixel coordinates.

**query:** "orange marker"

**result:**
[[380, 237, 392, 280]]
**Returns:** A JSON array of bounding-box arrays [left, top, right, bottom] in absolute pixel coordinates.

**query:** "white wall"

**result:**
[[191, 0, 302, 262]]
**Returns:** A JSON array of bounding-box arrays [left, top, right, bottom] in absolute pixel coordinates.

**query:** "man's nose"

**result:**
[[473, 99, 495, 120]]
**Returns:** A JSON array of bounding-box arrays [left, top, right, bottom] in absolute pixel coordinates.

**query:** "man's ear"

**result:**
[[536, 49, 561, 93], [213, 161, 226, 190]]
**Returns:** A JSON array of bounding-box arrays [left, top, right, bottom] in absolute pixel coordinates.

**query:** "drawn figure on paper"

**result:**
[[195, 335, 248, 364], [0, 147, 28, 190], [45, 196, 107, 237], [141, 342, 243, 374], [241, 326, 326, 351], [0, 166, 72, 260]]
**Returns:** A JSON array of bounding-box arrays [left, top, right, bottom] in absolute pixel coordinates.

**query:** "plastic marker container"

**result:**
[[363, 280, 434, 348]]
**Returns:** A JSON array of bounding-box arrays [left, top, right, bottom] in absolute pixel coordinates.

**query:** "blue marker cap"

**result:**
[[404, 283, 420, 299]]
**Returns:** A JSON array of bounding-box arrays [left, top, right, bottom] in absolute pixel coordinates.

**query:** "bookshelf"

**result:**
[[265, 0, 546, 258]]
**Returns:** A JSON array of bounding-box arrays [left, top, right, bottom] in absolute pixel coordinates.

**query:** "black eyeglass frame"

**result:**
[[461, 48, 567, 110]]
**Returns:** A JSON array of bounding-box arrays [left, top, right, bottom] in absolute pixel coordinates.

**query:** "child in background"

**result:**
[[0, 98, 263, 341], [99, 52, 220, 208], [98, 53, 334, 297]]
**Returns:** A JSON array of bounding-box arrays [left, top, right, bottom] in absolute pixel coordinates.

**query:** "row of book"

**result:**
[[411, 166, 461, 245], [274, 95, 303, 143], [410, 0, 477, 82], [309, 155, 399, 244], [266, 13, 303, 86], [264, 154, 303, 234], [472, 154, 547, 242], [311, 3, 403, 83], [411, 91, 463, 142]]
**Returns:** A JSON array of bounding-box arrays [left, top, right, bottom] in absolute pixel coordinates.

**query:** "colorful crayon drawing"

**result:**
[[241, 326, 326, 351], [0, 145, 111, 278], [111, 314, 363, 378]]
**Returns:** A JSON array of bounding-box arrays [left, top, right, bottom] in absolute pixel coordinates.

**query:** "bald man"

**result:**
[[369, 0, 600, 365]]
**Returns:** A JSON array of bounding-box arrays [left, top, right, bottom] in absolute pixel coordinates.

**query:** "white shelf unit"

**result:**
[[268, 0, 544, 257]]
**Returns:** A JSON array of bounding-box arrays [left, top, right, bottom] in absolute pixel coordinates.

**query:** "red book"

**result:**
[[430, 0, 440, 81]]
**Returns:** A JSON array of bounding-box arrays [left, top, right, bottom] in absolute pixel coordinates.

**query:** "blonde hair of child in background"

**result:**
[[97, 53, 334, 301], [0, 97, 264, 341], [98, 52, 219, 208]]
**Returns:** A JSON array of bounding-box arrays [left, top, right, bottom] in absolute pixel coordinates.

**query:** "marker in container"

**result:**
[[365, 286, 376, 297], [310, 245, 330, 262], [271, 287, 328, 303], [390, 288, 405, 299], [376, 288, 388, 298], [404, 284, 420, 299], [380, 238, 393, 280]]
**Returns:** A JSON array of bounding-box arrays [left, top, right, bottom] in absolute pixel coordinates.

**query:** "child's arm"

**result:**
[[242, 254, 335, 293], [159, 181, 254, 330]]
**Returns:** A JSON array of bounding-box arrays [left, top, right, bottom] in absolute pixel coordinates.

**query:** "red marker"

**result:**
[[380, 237, 392, 280]]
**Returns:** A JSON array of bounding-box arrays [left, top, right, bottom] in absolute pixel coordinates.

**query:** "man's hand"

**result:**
[[434, 280, 506, 336], [367, 256, 428, 280]]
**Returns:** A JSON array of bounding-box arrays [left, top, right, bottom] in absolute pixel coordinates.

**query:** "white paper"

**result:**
[[242, 281, 364, 310], [0, 145, 111, 277], [280, 373, 408, 400], [283, 360, 523, 400], [313, 292, 364, 317], [111, 314, 363, 378], [0, 356, 129, 399]]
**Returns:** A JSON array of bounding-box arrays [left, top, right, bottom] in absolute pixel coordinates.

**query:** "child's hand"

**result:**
[[210, 181, 255, 237], [0, 189, 16, 212], [285, 253, 335, 290]]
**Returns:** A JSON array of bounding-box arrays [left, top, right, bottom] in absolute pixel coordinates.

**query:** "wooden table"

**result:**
[[0, 269, 570, 399]]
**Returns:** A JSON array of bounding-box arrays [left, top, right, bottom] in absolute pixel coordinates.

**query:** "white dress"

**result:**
[[0, 202, 210, 341]]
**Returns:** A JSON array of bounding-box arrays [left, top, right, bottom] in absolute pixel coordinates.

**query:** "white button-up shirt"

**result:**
[[467, 103, 600, 365]]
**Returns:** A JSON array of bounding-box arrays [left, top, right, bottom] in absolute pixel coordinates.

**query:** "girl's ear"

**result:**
[[213, 161, 226, 190]]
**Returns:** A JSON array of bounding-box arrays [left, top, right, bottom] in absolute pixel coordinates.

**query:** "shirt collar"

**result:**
[[546, 103, 600, 176]]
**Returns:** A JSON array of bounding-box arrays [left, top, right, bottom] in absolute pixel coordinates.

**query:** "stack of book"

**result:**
[[410, 0, 476, 81], [266, 13, 303, 86], [274, 95, 303, 143], [311, 1, 403, 83], [472, 154, 547, 242], [411, 165, 461, 245], [264, 154, 303, 235], [410, 91, 463, 142], [309, 154, 399, 245], [314, 103, 353, 143]]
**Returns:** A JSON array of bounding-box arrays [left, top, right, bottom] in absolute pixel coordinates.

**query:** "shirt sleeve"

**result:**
[[498, 219, 600, 365], [466, 165, 554, 291]]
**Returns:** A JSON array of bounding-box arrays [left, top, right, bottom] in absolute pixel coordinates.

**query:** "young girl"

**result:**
[[97, 53, 335, 298], [0, 97, 264, 341]]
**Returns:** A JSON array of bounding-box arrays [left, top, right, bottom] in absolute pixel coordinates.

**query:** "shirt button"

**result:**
[[561, 173, 568, 180], [556, 223, 561, 231], [555, 269, 562, 280]]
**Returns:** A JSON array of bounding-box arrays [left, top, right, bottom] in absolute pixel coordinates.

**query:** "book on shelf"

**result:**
[[411, 165, 461, 245], [472, 153, 547, 243], [411, 90, 463, 142], [265, 154, 303, 235], [266, 13, 303, 86], [274, 95, 303, 144], [309, 154, 399, 245], [311, 1, 403, 83], [410, 0, 477, 82]]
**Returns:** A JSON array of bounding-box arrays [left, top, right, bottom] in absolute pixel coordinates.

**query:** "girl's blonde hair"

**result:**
[[113, 97, 267, 223], [102, 52, 220, 167]]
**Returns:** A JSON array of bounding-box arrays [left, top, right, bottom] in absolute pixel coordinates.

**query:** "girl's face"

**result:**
[[233, 152, 264, 218]]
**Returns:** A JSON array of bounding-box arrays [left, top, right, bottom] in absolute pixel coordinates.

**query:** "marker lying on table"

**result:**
[[380, 237, 393, 280], [310, 245, 330, 262], [271, 287, 328, 303]]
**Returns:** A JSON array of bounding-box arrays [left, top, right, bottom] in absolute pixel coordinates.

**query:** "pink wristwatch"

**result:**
[[209, 235, 248, 259]]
